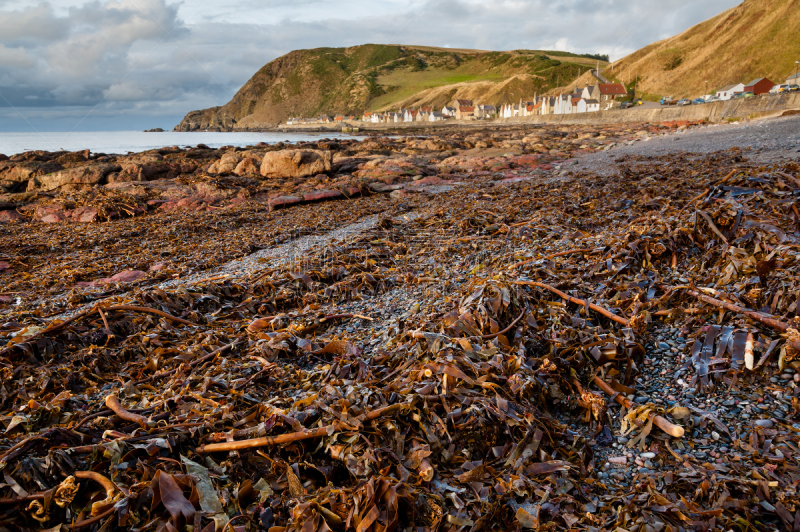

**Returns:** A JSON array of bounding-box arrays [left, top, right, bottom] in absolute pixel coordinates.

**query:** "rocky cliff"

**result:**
[[174, 45, 607, 131]]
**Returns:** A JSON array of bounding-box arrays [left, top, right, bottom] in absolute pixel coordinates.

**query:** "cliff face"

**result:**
[[608, 0, 800, 99], [174, 45, 608, 131]]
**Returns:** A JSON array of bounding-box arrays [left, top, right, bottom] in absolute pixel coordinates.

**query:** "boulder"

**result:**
[[260, 150, 332, 179], [0, 154, 8, 161], [234, 158, 259, 176], [29, 164, 121, 192], [71, 207, 99, 223], [0, 210, 23, 223], [0, 260, 9, 272], [209, 152, 241, 174]]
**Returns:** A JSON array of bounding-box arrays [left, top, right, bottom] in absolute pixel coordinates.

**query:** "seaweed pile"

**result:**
[[1, 139, 799, 531]]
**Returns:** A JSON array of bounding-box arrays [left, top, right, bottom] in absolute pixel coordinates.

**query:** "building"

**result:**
[[786, 72, 800, 85], [403, 110, 419, 122], [455, 105, 475, 120], [442, 106, 456, 117], [597, 84, 628, 104], [743, 78, 775, 95], [581, 86, 599, 100], [577, 99, 600, 113], [454, 99, 474, 111], [429, 112, 445, 122], [475, 104, 497, 118], [716, 84, 745, 100]]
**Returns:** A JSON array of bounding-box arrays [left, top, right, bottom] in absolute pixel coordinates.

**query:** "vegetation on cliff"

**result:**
[[175, 45, 606, 131]]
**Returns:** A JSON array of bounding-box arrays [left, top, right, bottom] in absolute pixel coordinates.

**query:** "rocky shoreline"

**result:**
[[1, 122, 697, 224]]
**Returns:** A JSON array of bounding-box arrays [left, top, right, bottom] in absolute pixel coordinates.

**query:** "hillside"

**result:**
[[607, 0, 800, 100], [174, 45, 607, 131]]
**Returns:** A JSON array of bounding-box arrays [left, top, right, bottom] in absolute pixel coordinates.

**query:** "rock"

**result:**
[[97, 270, 147, 284], [30, 163, 121, 192], [209, 152, 242, 174], [0, 154, 7, 161], [260, 150, 332, 178], [268, 196, 304, 211], [303, 190, 343, 202], [233, 158, 259, 176], [754, 419, 774, 429], [71, 207, 99, 223], [35, 206, 70, 223], [607, 456, 627, 466], [0, 261, 10, 272], [149, 262, 168, 272], [0, 210, 23, 223]]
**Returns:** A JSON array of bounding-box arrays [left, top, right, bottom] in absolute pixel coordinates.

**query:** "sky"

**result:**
[[0, 0, 742, 132]]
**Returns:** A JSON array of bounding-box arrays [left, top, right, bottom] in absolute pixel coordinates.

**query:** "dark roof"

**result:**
[[456, 99, 474, 106], [584, 99, 599, 104]]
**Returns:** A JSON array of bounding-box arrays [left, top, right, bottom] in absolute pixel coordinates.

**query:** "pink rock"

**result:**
[[0, 261, 10, 272], [344, 187, 363, 197], [409, 176, 449, 186], [303, 190, 343, 202], [36, 206, 69, 223], [96, 270, 147, 284], [71, 207, 99, 223], [149, 262, 168, 272], [268, 196, 303, 211], [0, 210, 23, 223], [607, 456, 627, 467]]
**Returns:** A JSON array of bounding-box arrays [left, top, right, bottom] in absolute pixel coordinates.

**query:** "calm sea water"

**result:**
[[0, 131, 360, 156]]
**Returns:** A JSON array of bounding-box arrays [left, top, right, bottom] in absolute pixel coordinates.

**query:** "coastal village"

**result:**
[[286, 69, 800, 126]]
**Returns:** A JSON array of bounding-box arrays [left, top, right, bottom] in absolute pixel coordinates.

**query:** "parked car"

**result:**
[[734, 91, 755, 99], [769, 84, 789, 94], [693, 98, 706, 105], [660, 96, 675, 105], [619, 101, 635, 109], [788, 85, 800, 92], [677, 99, 692, 106]]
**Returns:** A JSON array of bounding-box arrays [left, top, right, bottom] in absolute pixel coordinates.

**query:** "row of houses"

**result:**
[[715, 74, 799, 101], [285, 115, 357, 125], [358, 84, 631, 123]]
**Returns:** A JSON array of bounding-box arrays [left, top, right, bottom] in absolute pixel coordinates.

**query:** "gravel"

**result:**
[[569, 114, 800, 176]]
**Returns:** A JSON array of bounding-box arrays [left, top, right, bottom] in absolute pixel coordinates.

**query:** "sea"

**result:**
[[0, 131, 361, 156]]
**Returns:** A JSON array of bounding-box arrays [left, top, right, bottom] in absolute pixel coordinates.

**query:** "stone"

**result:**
[[754, 419, 774, 429], [71, 207, 99, 223], [303, 190, 343, 202], [607, 456, 627, 466], [31, 164, 121, 192], [35, 206, 69, 223], [268, 196, 304, 211], [149, 262, 168, 272], [0, 154, 7, 161], [0, 261, 9, 272], [233, 158, 259, 176], [260, 150, 332, 178], [97, 270, 147, 284], [209, 152, 242, 174], [0, 210, 23, 223]]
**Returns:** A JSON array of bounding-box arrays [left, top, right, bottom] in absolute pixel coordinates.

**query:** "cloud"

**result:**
[[0, 0, 742, 131]]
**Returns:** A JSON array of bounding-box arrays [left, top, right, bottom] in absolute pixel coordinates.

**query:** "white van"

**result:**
[[769, 84, 789, 94]]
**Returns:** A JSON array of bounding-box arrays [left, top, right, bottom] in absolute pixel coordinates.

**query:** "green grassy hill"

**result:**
[[174, 45, 608, 130]]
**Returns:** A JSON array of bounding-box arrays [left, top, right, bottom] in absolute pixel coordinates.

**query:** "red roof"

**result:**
[[598, 83, 627, 95], [456, 99, 474, 107], [571, 97, 581, 105], [460, 106, 475, 113], [419, 107, 433, 112]]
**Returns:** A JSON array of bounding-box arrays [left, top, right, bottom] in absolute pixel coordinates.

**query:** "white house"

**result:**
[[403, 110, 419, 122], [716, 83, 745, 101], [429, 112, 445, 122], [577, 98, 600, 113], [442, 106, 456, 117]]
